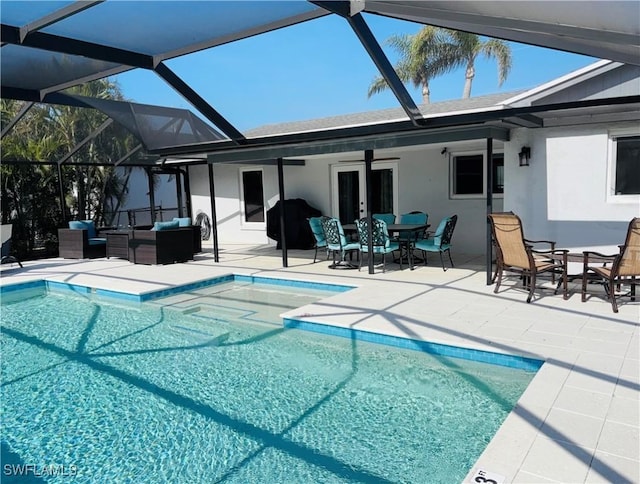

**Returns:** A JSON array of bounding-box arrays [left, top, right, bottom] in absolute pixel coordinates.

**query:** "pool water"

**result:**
[[1, 283, 536, 483]]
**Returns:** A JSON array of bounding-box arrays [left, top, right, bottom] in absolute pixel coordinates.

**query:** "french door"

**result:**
[[330, 162, 398, 225]]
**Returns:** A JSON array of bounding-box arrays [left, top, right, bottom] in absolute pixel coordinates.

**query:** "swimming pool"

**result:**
[[1, 281, 537, 483]]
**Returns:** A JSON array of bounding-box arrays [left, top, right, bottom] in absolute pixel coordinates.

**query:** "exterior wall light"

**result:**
[[518, 146, 531, 166]]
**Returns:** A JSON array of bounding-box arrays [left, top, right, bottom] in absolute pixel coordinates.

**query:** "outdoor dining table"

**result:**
[[342, 223, 430, 269]]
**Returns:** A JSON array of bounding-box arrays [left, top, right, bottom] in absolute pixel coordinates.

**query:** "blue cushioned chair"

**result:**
[[59, 220, 107, 259], [414, 215, 458, 271], [308, 216, 329, 263], [373, 213, 396, 225], [320, 217, 359, 269], [397, 211, 428, 241], [356, 217, 401, 272]]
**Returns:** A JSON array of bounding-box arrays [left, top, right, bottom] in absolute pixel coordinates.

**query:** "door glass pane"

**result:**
[[242, 170, 264, 222], [338, 171, 359, 225], [372, 168, 393, 213]]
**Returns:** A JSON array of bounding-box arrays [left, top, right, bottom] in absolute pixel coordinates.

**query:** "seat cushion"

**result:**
[[152, 220, 180, 231], [172, 217, 192, 227], [88, 237, 107, 246]]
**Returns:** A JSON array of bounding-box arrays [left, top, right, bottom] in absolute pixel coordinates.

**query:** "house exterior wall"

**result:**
[[505, 122, 640, 250], [188, 164, 281, 248], [189, 143, 505, 255]]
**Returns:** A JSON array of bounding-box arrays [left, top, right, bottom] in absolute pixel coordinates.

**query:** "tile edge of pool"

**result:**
[[1, 277, 543, 371], [283, 318, 543, 371]]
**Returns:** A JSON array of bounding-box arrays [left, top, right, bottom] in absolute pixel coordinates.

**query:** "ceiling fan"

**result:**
[[338, 156, 400, 162]]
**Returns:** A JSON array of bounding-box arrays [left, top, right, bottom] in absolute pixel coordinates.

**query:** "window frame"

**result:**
[[606, 128, 640, 204], [449, 150, 504, 199], [239, 167, 266, 228]]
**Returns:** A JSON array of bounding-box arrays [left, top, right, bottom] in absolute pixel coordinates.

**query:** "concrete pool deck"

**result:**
[[1, 246, 638, 483]]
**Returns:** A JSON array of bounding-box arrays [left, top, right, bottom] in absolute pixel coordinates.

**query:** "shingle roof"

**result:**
[[245, 91, 526, 137]]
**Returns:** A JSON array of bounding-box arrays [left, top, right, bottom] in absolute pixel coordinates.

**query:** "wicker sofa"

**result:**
[[128, 224, 194, 265]]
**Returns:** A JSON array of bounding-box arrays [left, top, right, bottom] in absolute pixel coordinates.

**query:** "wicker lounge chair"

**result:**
[[488, 212, 568, 303], [581, 217, 639, 312], [58, 220, 108, 259]]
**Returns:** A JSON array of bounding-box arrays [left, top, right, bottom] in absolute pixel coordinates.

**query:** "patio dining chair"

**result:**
[[373, 213, 396, 225], [581, 217, 639, 313], [320, 217, 359, 269], [1, 224, 23, 268], [414, 215, 457, 271], [488, 212, 568, 303], [307, 216, 330, 263], [356, 217, 402, 272]]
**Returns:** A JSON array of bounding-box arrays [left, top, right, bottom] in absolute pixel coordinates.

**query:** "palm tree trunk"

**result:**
[[463, 61, 475, 99], [421, 83, 431, 103]]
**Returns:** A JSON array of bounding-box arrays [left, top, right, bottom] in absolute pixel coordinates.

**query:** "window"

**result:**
[[240, 169, 265, 223], [451, 152, 504, 198], [612, 134, 640, 195]]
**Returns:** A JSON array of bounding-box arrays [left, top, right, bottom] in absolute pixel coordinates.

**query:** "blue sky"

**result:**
[[113, 13, 598, 132]]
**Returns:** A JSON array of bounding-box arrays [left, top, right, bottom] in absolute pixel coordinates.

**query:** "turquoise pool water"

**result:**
[[1, 282, 536, 483]]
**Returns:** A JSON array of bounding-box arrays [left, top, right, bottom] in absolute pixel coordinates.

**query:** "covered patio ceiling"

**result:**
[[1, 1, 639, 163]]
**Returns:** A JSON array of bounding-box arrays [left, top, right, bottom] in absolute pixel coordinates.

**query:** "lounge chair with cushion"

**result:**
[[58, 220, 108, 259], [488, 212, 568, 303], [1, 224, 22, 268], [582, 217, 639, 312], [414, 215, 457, 271], [356, 217, 401, 272]]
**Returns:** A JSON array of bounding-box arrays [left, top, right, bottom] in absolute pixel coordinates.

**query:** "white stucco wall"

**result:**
[[188, 164, 281, 248], [505, 122, 640, 250], [188, 142, 506, 255]]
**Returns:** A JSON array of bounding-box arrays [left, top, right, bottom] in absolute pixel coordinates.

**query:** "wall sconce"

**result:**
[[518, 146, 531, 166]]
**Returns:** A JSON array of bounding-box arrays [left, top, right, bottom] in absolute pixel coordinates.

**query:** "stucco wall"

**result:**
[[188, 164, 281, 248], [505, 123, 640, 250], [188, 143, 506, 255]]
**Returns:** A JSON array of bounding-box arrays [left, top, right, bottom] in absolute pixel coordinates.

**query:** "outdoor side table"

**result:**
[[105, 231, 130, 260]]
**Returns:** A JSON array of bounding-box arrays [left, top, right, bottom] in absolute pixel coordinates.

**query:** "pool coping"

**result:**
[[2, 276, 543, 372]]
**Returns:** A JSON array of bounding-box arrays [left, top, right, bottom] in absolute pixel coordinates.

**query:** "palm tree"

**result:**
[[441, 30, 512, 99], [368, 26, 450, 103], [368, 26, 512, 102]]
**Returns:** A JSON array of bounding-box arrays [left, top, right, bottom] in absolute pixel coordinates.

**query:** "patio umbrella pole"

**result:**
[[365, 149, 374, 274], [486, 137, 494, 285], [277, 157, 288, 268], [208, 164, 219, 262]]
